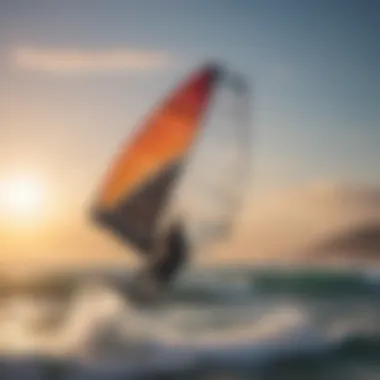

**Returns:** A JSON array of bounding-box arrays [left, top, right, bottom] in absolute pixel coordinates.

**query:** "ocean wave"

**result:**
[[1, 325, 379, 379], [0, 267, 380, 378], [173, 267, 380, 300]]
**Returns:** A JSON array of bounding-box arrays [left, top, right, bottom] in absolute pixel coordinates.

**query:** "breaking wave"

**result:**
[[0, 266, 380, 379]]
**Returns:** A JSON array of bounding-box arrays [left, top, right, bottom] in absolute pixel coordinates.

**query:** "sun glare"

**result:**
[[0, 175, 47, 221]]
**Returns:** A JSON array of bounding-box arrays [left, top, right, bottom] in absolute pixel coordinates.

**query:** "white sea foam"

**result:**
[[0, 268, 380, 378]]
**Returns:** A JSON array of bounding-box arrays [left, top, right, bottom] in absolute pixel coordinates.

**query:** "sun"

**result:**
[[0, 175, 47, 221]]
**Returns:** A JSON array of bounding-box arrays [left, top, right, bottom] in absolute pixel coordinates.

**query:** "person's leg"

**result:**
[[126, 223, 188, 304], [150, 223, 188, 285]]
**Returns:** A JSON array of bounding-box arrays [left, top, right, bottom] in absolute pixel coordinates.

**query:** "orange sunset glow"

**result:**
[[0, 174, 47, 222]]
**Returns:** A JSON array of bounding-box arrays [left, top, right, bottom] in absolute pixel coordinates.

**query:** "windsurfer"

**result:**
[[129, 222, 188, 303]]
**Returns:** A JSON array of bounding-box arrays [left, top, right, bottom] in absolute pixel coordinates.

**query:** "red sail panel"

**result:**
[[95, 65, 220, 210]]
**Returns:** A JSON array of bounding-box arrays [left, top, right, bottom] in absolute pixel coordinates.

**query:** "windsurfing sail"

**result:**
[[172, 72, 251, 250], [90, 64, 222, 255]]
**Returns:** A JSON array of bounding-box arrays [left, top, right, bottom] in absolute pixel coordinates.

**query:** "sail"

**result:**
[[171, 72, 251, 251], [91, 64, 221, 255]]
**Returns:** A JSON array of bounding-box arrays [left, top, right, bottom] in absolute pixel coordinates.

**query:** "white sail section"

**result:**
[[167, 72, 251, 253]]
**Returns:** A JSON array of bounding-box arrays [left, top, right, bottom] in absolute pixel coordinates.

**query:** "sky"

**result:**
[[0, 0, 379, 266]]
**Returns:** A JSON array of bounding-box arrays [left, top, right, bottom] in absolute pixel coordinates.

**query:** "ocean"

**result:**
[[0, 264, 380, 379]]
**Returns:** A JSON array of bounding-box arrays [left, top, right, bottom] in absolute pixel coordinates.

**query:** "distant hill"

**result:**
[[311, 221, 380, 260], [215, 182, 380, 265]]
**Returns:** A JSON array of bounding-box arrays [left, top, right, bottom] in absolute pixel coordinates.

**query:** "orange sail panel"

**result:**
[[91, 65, 220, 254]]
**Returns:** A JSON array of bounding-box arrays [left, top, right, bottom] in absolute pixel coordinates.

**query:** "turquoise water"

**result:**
[[0, 265, 379, 379]]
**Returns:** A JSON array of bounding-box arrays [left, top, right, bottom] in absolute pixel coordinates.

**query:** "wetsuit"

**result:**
[[129, 222, 188, 303], [149, 222, 188, 285]]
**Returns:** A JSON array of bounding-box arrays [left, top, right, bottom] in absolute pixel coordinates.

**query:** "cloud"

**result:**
[[10, 46, 173, 74]]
